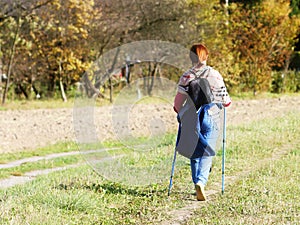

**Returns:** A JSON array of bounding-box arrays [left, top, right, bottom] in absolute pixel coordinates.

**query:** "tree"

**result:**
[[290, 0, 300, 70], [227, 0, 300, 93], [27, 0, 96, 100], [0, 0, 54, 104], [291, 0, 300, 15], [82, 0, 187, 99], [184, 0, 240, 90]]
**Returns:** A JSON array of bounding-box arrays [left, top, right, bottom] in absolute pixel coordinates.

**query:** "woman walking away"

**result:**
[[173, 43, 231, 201]]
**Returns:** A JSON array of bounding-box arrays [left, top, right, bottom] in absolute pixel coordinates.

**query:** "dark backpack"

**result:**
[[187, 67, 214, 110]]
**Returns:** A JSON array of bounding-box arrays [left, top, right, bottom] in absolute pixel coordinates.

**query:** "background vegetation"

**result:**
[[0, 0, 300, 104]]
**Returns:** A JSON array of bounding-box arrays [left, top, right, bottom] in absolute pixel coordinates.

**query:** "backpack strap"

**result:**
[[177, 66, 210, 93], [187, 66, 214, 110], [190, 66, 210, 79]]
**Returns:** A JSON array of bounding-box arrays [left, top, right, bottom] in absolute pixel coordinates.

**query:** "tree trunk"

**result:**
[[59, 61, 67, 102], [2, 17, 21, 105], [147, 62, 157, 96], [0, 44, 2, 102], [82, 72, 102, 98], [109, 77, 113, 103], [283, 56, 291, 93], [18, 83, 28, 99]]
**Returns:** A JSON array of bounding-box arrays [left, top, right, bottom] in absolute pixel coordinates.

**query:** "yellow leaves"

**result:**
[[66, 63, 77, 71], [216, 0, 300, 92], [51, 0, 62, 10], [262, 0, 290, 19], [67, 24, 79, 34], [80, 28, 88, 39], [29, 31, 36, 40]]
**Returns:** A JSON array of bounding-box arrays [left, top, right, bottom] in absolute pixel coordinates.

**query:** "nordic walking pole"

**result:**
[[168, 123, 181, 196], [168, 147, 177, 196], [222, 107, 227, 194]]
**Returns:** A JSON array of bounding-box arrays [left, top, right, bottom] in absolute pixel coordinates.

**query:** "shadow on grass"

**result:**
[[56, 181, 167, 198]]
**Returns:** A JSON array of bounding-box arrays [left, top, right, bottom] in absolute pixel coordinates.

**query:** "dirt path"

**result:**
[[0, 148, 120, 169], [0, 148, 122, 188], [0, 164, 79, 189]]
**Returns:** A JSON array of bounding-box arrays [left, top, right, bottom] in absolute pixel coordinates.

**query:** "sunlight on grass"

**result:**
[[190, 149, 300, 225], [0, 111, 299, 224], [0, 141, 78, 162]]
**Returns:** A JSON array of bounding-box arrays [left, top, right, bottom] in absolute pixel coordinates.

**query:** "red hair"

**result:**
[[190, 43, 209, 64]]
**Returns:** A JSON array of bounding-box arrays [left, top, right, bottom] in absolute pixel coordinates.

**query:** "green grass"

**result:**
[[2, 92, 299, 111], [0, 166, 175, 224], [0, 155, 83, 179], [0, 99, 75, 111], [0, 96, 113, 111], [0, 107, 299, 224], [0, 90, 174, 111], [221, 112, 300, 175], [188, 150, 300, 225], [0, 137, 145, 164], [0, 141, 78, 163], [0, 132, 176, 181]]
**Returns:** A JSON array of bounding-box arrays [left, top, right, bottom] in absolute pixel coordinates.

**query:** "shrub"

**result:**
[[270, 70, 300, 93]]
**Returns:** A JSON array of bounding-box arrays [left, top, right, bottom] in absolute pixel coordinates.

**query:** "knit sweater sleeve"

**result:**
[[205, 68, 231, 107]]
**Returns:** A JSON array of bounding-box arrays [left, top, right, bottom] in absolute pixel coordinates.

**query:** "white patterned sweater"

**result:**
[[177, 64, 232, 107]]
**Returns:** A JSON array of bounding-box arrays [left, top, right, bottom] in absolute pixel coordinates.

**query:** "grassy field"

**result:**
[[0, 105, 299, 224], [189, 149, 299, 224]]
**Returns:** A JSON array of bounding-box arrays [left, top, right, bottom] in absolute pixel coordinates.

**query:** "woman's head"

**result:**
[[190, 43, 209, 65]]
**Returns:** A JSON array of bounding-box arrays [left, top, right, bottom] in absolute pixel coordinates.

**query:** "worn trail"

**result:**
[[0, 148, 121, 188], [160, 140, 299, 225]]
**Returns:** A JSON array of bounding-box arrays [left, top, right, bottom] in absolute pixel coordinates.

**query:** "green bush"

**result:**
[[270, 70, 300, 93]]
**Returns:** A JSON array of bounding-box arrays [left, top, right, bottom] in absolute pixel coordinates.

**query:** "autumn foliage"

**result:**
[[0, 0, 299, 102]]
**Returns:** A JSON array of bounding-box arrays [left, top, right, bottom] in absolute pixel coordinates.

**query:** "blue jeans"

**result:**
[[190, 156, 212, 185], [190, 103, 221, 185]]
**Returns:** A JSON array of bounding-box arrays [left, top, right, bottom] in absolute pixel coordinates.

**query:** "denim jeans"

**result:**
[[190, 156, 213, 185], [190, 103, 221, 185]]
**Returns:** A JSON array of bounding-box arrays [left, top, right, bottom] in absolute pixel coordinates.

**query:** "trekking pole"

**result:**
[[168, 147, 177, 196], [168, 123, 181, 196], [222, 107, 227, 194]]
